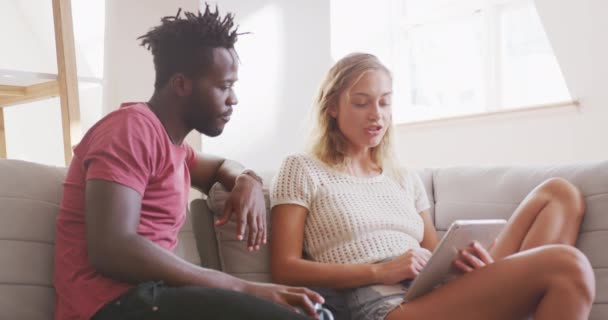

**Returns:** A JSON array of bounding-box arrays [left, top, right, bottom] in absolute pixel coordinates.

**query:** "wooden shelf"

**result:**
[[0, 85, 27, 97], [0, 81, 60, 108], [0, 0, 82, 164], [0, 69, 58, 86]]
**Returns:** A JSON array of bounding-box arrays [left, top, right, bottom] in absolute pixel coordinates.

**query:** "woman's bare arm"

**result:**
[[419, 209, 440, 252], [270, 204, 382, 288]]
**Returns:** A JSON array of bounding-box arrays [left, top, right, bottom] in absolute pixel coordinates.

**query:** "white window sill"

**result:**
[[395, 100, 580, 129]]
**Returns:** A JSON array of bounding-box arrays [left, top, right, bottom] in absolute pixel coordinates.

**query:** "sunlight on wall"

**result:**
[[201, 3, 283, 164], [71, 0, 105, 132], [330, 0, 395, 64], [72, 0, 105, 79]]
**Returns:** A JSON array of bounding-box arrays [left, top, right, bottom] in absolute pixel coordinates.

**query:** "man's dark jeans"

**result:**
[[91, 281, 310, 320]]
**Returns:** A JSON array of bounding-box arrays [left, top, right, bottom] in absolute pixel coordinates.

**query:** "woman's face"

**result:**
[[330, 69, 392, 154]]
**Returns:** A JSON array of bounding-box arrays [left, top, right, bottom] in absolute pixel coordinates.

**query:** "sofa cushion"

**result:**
[[0, 159, 202, 320], [0, 159, 66, 320], [206, 172, 274, 282], [174, 204, 201, 266]]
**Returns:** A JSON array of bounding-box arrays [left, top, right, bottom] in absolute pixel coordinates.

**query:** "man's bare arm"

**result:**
[[85, 179, 246, 289]]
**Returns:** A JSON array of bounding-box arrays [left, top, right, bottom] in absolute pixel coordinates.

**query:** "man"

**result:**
[[53, 6, 323, 320]]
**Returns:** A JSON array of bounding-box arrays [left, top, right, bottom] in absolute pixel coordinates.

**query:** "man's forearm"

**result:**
[[91, 233, 249, 291]]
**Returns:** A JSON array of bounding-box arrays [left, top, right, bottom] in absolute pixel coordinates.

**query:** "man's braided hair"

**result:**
[[138, 4, 241, 89]]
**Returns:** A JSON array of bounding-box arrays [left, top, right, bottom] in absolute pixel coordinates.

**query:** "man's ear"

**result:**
[[170, 73, 193, 97]]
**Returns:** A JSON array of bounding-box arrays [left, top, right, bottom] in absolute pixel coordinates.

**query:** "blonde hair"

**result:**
[[308, 53, 403, 183]]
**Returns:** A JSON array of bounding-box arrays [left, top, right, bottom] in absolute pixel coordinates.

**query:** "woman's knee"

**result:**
[[534, 245, 595, 302], [538, 178, 586, 218]]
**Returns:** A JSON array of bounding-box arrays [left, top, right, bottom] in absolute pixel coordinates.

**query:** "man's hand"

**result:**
[[215, 174, 266, 251], [244, 282, 325, 319]]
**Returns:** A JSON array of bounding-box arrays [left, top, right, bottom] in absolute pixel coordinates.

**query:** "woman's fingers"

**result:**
[[452, 242, 495, 274], [471, 241, 494, 264], [461, 249, 485, 269], [453, 258, 474, 273]]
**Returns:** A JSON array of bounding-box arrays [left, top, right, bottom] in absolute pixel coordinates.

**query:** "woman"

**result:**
[[269, 53, 595, 320]]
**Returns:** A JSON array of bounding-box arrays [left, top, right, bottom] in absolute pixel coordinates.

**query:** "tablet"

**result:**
[[405, 219, 507, 301]]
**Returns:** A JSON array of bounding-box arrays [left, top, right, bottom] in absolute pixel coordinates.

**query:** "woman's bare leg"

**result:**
[[491, 177, 585, 259], [386, 245, 595, 320]]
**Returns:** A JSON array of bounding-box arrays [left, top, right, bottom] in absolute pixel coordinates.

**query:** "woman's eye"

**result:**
[[353, 102, 367, 107], [380, 99, 391, 107]]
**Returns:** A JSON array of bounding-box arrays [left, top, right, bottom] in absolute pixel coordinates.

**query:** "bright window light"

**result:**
[[331, 0, 572, 123]]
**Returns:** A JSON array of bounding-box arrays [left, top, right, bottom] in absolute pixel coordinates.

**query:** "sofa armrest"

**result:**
[[190, 199, 222, 271]]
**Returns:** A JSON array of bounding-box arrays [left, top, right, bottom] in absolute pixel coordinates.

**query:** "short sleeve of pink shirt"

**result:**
[[76, 104, 197, 194]]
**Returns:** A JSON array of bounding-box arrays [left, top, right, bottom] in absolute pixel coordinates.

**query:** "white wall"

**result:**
[[395, 0, 608, 168], [195, 0, 332, 172], [0, 1, 56, 73], [102, 0, 607, 171]]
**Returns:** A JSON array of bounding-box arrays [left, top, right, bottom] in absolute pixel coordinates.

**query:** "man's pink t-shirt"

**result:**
[[53, 102, 197, 320]]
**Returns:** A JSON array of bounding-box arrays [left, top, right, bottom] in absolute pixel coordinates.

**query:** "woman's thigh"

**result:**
[[387, 245, 589, 320]]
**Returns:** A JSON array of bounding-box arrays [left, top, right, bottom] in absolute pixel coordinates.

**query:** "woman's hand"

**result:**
[[244, 282, 325, 318], [375, 248, 432, 285], [453, 241, 495, 273]]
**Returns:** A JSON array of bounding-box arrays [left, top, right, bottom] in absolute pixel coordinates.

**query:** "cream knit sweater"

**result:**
[[270, 153, 430, 264]]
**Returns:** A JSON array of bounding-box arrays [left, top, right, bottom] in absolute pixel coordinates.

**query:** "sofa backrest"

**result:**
[[0, 160, 65, 320], [0, 159, 202, 320], [201, 162, 608, 320], [200, 172, 275, 283]]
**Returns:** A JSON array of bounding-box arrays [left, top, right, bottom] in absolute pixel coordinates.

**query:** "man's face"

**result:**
[[185, 47, 239, 137]]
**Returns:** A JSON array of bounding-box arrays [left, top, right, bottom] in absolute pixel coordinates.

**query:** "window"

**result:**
[[330, 0, 572, 123]]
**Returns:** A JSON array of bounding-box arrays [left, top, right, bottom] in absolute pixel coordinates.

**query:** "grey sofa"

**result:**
[[200, 162, 608, 320], [0, 159, 205, 320], [0, 158, 606, 319]]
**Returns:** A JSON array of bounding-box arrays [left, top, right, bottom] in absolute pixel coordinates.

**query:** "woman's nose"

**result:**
[[368, 103, 381, 120]]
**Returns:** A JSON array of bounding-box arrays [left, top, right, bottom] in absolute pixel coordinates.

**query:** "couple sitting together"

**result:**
[[53, 5, 595, 320]]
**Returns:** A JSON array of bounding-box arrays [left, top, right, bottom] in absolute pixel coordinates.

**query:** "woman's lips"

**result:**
[[365, 125, 383, 135]]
